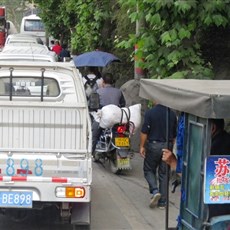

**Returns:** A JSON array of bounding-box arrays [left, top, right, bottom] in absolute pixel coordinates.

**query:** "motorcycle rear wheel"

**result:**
[[110, 151, 121, 174], [110, 160, 121, 174]]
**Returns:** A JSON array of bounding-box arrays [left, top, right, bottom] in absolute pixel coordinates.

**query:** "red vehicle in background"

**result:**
[[0, 6, 10, 49]]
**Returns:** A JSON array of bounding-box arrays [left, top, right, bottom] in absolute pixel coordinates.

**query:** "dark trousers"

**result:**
[[144, 141, 173, 203], [92, 120, 102, 154]]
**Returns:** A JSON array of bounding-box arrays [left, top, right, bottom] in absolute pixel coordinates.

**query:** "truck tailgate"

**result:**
[[0, 103, 88, 151]]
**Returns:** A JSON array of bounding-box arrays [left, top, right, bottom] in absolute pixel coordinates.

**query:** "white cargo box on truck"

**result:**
[[0, 62, 92, 228]]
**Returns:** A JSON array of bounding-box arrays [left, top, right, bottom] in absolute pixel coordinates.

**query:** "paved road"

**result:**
[[91, 154, 180, 230], [0, 154, 180, 230]]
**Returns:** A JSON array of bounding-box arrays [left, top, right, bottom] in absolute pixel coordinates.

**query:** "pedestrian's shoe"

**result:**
[[149, 192, 161, 208], [158, 201, 166, 209]]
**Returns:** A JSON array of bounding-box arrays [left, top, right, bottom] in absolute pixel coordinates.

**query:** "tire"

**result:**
[[109, 151, 121, 174], [93, 151, 101, 162], [73, 224, 90, 230], [110, 159, 119, 174], [7, 209, 29, 222]]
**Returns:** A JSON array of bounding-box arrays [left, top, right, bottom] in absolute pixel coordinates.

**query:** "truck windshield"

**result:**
[[0, 77, 60, 97]]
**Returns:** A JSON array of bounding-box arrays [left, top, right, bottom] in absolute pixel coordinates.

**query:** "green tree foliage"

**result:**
[[33, 0, 73, 44], [118, 0, 230, 79], [3, 0, 230, 82], [65, 0, 123, 54], [66, 0, 135, 84], [32, 0, 135, 85], [33, 0, 117, 53], [107, 2, 135, 85]]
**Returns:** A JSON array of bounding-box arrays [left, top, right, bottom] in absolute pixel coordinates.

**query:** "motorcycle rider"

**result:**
[[92, 72, 126, 157]]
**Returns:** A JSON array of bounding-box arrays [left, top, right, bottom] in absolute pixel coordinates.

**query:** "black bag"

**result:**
[[88, 92, 100, 111], [83, 75, 100, 110]]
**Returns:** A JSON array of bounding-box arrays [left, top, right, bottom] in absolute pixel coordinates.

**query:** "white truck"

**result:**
[[0, 62, 92, 228]]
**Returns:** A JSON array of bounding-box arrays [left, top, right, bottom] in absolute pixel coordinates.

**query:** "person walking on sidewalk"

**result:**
[[140, 102, 177, 209]]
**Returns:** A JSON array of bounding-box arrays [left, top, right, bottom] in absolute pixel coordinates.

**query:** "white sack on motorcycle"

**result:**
[[97, 104, 141, 133]]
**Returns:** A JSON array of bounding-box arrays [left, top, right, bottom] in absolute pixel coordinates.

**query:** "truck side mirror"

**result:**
[[6, 21, 10, 30]]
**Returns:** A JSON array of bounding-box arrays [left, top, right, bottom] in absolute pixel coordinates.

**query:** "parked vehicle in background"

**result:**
[[5, 33, 44, 45], [20, 14, 51, 46], [0, 6, 10, 49], [0, 43, 57, 62], [0, 62, 92, 229], [7, 20, 17, 35]]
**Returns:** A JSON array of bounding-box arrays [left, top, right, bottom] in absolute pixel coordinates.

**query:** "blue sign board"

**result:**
[[204, 156, 230, 204]]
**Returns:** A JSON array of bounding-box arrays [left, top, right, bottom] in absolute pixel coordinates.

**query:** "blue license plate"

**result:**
[[0, 191, 32, 208]]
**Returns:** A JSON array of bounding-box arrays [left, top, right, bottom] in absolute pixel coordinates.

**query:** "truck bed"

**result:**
[[0, 102, 88, 151]]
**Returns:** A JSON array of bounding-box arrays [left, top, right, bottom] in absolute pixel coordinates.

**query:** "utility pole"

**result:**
[[134, 2, 145, 80]]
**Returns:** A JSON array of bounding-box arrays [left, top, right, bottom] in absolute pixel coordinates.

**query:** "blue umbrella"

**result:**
[[73, 50, 121, 67]]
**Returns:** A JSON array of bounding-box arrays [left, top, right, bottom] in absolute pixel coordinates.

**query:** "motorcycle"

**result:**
[[93, 122, 132, 174]]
